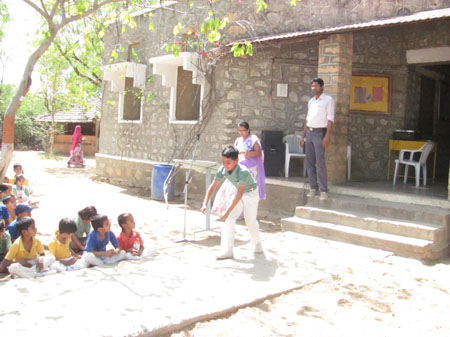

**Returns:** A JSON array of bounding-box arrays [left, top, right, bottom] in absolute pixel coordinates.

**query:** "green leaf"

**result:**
[[230, 41, 253, 58], [208, 31, 221, 43], [256, 0, 268, 13], [171, 44, 180, 57], [173, 22, 182, 35], [245, 42, 253, 56], [219, 17, 230, 29]]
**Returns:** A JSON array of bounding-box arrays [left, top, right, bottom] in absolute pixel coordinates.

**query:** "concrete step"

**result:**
[[304, 193, 450, 227], [295, 206, 447, 244], [282, 217, 449, 260]]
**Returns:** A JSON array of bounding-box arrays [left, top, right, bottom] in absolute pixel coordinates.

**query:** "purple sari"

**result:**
[[234, 135, 266, 199]]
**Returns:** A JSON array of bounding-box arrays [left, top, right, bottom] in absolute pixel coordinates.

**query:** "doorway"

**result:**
[[417, 65, 450, 181]]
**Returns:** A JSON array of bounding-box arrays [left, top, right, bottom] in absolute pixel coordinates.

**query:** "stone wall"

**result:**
[[142, 1, 450, 40], [99, 2, 321, 170], [98, 2, 450, 186], [348, 21, 450, 180]]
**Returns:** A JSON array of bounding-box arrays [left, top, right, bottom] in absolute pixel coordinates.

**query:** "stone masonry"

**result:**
[[318, 33, 353, 184], [97, 1, 450, 197]]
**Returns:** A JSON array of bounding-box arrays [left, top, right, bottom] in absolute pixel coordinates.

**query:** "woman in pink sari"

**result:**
[[67, 125, 85, 168]]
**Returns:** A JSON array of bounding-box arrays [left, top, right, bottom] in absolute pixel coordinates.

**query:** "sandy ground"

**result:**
[[2, 151, 450, 337]]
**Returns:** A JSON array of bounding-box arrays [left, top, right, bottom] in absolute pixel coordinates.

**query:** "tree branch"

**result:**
[[39, 0, 49, 17], [60, 0, 123, 27], [54, 42, 101, 86], [59, 0, 66, 21], [22, 0, 48, 19]]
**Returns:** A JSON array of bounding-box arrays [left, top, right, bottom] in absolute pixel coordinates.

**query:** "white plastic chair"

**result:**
[[393, 141, 435, 187], [282, 135, 306, 178]]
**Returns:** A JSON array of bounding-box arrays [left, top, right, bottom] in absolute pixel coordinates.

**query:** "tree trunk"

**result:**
[[49, 122, 56, 155], [0, 33, 56, 180]]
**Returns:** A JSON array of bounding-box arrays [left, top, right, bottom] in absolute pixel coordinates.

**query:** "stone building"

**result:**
[[97, 1, 450, 202]]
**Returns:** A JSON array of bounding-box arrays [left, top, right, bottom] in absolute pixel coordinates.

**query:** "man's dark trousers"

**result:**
[[305, 128, 328, 192]]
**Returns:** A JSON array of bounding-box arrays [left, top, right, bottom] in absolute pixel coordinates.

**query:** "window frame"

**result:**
[[149, 52, 206, 125], [118, 78, 144, 124]]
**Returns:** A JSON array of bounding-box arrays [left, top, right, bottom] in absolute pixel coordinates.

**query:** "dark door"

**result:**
[[418, 76, 435, 139]]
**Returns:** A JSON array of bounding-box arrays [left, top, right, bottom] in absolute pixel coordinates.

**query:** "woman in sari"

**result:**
[[234, 122, 266, 200], [67, 125, 85, 168], [211, 122, 266, 217]]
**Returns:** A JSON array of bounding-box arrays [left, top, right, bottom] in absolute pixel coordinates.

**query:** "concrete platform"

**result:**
[[281, 191, 450, 260], [0, 228, 401, 337], [0, 231, 328, 337]]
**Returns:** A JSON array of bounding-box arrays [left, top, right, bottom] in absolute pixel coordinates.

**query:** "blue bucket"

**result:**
[[151, 164, 175, 201]]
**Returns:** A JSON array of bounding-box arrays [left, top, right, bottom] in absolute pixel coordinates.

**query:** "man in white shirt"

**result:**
[[299, 78, 335, 200]]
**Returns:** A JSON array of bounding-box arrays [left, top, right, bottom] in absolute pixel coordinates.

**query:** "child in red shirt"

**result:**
[[116, 213, 155, 260]]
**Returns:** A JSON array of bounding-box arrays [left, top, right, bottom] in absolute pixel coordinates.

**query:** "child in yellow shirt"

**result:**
[[10, 163, 29, 187], [0, 216, 55, 278], [48, 218, 86, 272]]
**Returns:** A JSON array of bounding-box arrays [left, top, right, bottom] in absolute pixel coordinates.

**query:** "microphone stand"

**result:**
[[176, 134, 200, 243]]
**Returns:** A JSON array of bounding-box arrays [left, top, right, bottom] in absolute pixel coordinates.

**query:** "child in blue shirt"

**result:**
[[7, 204, 32, 242], [0, 184, 10, 225], [83, 214, 126, 266]]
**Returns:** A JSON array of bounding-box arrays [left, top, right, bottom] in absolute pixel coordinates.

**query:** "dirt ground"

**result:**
[[3, 151, 450, 337]]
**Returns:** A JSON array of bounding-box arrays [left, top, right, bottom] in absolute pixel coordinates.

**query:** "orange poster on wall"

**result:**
[[350, 74, 390, 113]]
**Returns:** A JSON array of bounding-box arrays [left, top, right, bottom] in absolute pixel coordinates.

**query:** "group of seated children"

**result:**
[[0, 207, 155, 279], [3, 163, 38, 208]]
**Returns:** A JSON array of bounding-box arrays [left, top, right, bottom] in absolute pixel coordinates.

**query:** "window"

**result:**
[[103, 62, 147, 123], [128, 43, 144, 63], [119, 77, 143, 122], [149, 52, 206, 124], [175, 67, 201, 121]]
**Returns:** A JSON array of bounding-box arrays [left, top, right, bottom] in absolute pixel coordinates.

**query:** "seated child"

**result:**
[[2, 195, 17, 225], [0, 223, 12, 262], [0, 183, 12, 199], [117, 213, 155, 260], [48, 218, 86, 272], [10, 163, 29, 187], [0, 185, 11, 225], [13, 174, 30, 203], [13, 174, 38, 207], [8, 204, 32, 242], [71, 206, 97, 252], [83, 214, 126, 266], [0, 216, 55, 278]]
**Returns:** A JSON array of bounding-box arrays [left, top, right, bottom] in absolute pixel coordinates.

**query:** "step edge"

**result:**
[[281, 217, 434, 246], [295, 206, 445, 230]]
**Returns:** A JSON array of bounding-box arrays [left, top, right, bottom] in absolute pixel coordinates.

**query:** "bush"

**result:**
[[0, 85, 48, 149]]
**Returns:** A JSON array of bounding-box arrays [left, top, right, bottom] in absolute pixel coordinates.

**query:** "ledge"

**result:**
[[103, 62, 147, 92], [149, 52, 205, 87]]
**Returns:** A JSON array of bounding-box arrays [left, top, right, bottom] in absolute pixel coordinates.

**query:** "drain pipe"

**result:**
[[347, 144, 351, 180]]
